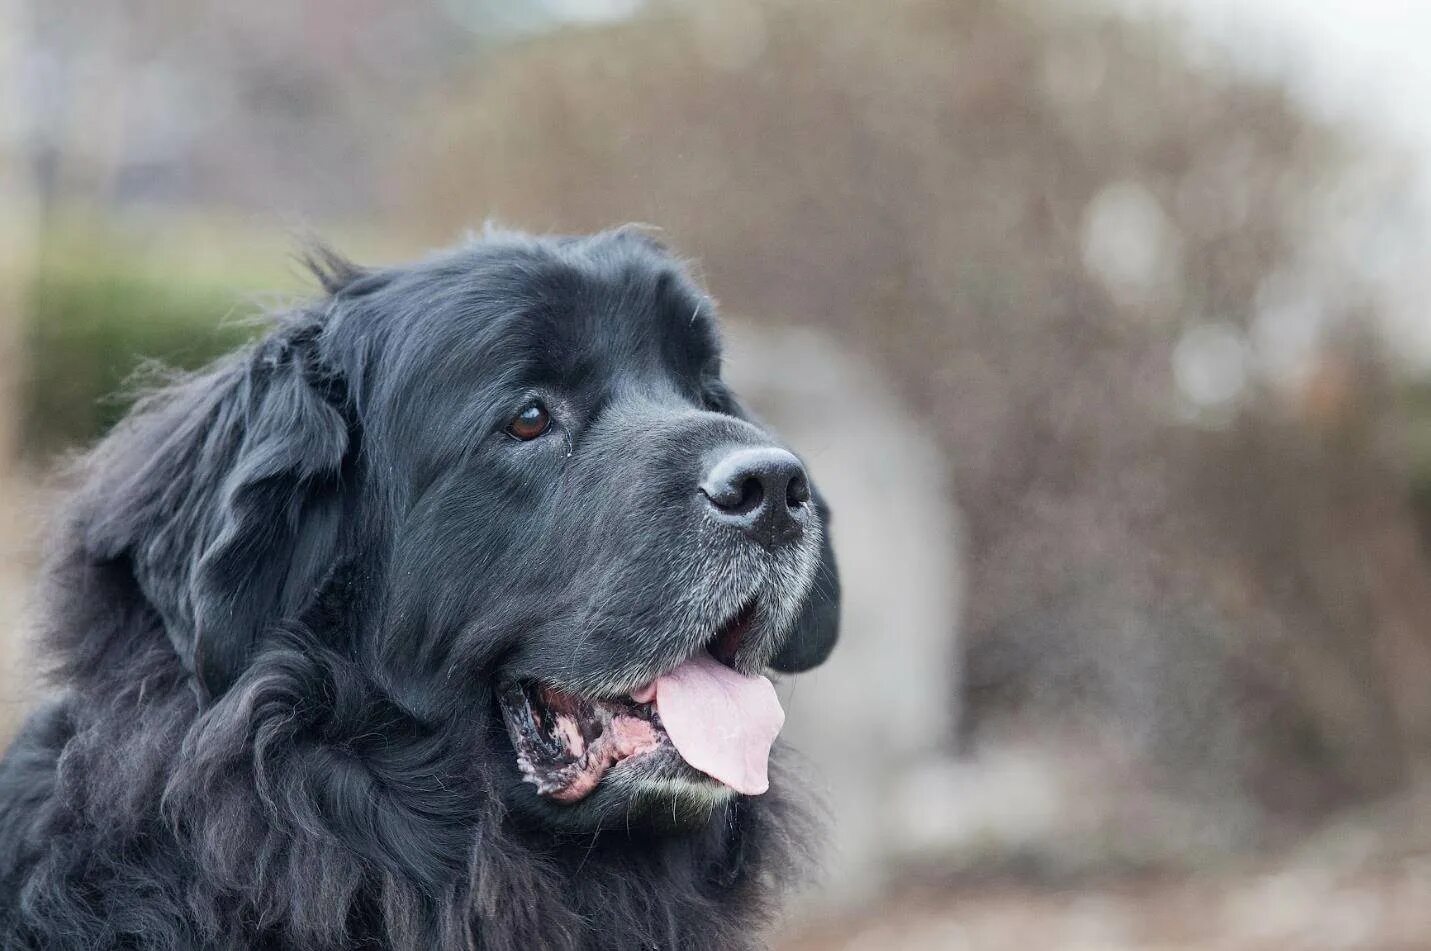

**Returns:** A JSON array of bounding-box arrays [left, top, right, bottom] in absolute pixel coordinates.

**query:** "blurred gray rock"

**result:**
[[724, 319, 964, 904]]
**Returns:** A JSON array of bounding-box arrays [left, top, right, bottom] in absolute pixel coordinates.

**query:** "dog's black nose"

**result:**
[[700, 447, 811, 548]]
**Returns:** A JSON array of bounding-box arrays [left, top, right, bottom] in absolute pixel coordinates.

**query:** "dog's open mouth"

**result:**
[[499, 609, 786, 805]]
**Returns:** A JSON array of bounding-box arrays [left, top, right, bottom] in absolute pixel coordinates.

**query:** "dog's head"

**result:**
[[85, 228, 839, 834]]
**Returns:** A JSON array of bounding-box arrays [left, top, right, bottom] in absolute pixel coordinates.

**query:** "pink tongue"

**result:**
[[646, 654, 784, 795]]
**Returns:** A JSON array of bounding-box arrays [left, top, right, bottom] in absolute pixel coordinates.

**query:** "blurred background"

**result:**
[[4, 0, 1431, 946]]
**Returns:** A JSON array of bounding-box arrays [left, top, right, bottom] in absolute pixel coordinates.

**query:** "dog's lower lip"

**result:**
[[499, 679, 671, 803]]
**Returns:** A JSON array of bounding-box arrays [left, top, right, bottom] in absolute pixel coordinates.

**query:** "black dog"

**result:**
[[0, 228, 840, 950]]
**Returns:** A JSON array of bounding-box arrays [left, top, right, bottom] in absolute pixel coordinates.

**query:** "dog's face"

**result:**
[[154, 230, 839, 835]]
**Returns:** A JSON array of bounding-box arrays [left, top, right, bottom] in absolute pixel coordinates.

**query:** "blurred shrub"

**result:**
[[1404, 382, 1431, 542], [17, 222, 310, 455], [24, 263, 248, 453], [396, 0, 1431, 834]]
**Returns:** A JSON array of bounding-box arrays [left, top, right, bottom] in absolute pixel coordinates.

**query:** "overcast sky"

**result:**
[[1113, 0, 1431, 367], [1115, 0, 1431, 154]]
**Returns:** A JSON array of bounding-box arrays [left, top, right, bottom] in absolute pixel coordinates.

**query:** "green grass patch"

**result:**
[[17, 220, 306, 455]]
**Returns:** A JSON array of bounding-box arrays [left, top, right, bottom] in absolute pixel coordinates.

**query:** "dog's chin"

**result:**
[[568, 747, 741, 833], [497, 678, 738, 833]]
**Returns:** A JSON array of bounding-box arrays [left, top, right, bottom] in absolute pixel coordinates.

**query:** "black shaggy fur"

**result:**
[[0, 228, 840, 950]]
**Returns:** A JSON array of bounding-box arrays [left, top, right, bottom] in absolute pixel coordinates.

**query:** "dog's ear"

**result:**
[[85, 323, 351, 701], [185, 332, 350, 698], [771, 488, 840, 673]]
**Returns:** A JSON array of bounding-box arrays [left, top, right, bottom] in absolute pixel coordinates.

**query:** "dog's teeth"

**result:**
[[553, 713, 585, 758]]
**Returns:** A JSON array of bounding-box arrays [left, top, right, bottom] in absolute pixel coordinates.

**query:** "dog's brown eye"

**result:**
[[507, 402, 551, 440]]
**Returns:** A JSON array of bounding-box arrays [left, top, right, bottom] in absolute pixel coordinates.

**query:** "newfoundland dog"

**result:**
[[0, 227, 840, 950]]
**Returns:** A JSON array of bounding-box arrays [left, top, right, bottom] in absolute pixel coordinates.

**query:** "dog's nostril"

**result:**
[[700, 446, 810, 548], [702, 475, 765, 515], [735, 476, 764, 513], [787, 473, 810, 509]]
